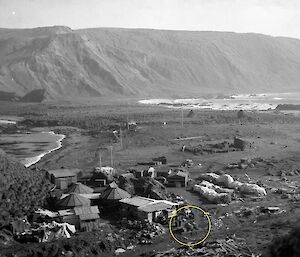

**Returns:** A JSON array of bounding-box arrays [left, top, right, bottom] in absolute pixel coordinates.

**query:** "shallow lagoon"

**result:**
[[0, 124, 65, 167]]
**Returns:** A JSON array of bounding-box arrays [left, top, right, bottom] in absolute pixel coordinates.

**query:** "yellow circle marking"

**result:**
[[168, 205, 211, 247]]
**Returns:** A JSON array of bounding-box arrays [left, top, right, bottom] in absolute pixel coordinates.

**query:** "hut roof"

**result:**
[[58, 193, 90, 208], [101, 183, 131, 200], [119, 196, 154, 207], [65, 183, 94, 194], [138, 202, 172, 213]]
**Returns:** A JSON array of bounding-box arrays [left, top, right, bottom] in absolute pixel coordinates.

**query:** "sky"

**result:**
[[0, 0, 300, 39]]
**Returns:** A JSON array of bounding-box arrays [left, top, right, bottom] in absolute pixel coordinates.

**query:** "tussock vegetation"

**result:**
[[0, 150, 51, 228]]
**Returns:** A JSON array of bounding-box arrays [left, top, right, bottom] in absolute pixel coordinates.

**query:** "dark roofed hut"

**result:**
[[100, 182, 131, 201], [100, 182, 131, 213], [57, 193, 91, 209], [65, 183, 94, 194]]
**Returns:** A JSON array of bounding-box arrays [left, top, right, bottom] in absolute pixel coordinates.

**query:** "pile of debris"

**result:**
[[226, 157, 277, 170], [14, 221, 76, 243], [234, 206, 286, 218], [183, 139, 245, 155], [180, 159, 194, 168], [193, 172, 266, 204], [145, 237, 259, 257], [118, 218, 165, 245]]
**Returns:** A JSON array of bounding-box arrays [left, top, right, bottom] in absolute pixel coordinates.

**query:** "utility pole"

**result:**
[[181, 104, 184, 128], [120, 124, 123, 149], [126, 103, 129, 130], [110, 145, 113, 167], [99, 150, 102, 169]]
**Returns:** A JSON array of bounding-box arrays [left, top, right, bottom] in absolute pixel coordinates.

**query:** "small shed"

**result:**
[[167, 169, 189, 187], [152, 156, 167, 165], [58, 206, 100, 231], [47, 169, 80, 190], [58, 209, 79, 228], [74, 206, 100, 231], [128, 120, 137, 131]]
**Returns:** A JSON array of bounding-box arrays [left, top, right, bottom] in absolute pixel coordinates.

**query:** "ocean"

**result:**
[[139, 92, 300, 111]]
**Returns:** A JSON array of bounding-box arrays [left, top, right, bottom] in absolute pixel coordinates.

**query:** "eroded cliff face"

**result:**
[[1, 26, 300, 100]]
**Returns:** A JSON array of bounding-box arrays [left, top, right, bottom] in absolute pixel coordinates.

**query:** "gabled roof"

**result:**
[[168, 170, 189, 178], [138, 202, 172, 213], [65, 183, 94, 194], [119, 196, 154, 207], [48, 169, 80, 178], [74, 206, 100, 215], [120, 196, 177, 213], [58, 193, 90, 208]]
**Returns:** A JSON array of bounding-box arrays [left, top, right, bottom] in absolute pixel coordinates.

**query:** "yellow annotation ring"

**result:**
[[168, 205, 211, 247]]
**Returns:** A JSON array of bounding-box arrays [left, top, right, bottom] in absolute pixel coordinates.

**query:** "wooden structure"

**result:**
[[119, 196, 177, 223], [167, 169, 189, 187], [58, 206, 100, 231], [47, 169, 79, 190]]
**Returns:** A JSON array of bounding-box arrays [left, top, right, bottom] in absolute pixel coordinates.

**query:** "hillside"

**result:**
[[0, 149, 50, 228], [0, 26, 300, 100]]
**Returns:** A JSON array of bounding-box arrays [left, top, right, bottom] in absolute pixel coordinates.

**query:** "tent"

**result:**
[[65, 182, 94, 194], [57, 193, 90, 208], [100, 182, 131, 200], [187, 110, 195, 118], [41, 221, 76, 242]]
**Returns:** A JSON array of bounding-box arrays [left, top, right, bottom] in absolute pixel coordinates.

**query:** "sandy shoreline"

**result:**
[[23, 131, 66, 168]]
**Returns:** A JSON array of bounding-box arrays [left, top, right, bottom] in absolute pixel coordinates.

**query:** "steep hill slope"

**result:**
[[0, 26, 300, 99], [0, 149, 50, 228]]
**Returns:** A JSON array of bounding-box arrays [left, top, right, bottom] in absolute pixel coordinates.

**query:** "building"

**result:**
[[152, 156, 167, 165], [119, 196, 178, 223], [154, 165, 172, 178], [65, 182, 94, 194], [47, 169, 80, 190], [167, 169, 189, 187], [100, 182, 131, 201], [58, 206, 100, 231], [74, 206, 101, 231], [57, 193, 91, 209], [128, 120, 137, 131], [90, 167, 116, 187]]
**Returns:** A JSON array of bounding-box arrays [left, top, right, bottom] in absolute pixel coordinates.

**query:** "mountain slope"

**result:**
[[0, 26, 300, 99]]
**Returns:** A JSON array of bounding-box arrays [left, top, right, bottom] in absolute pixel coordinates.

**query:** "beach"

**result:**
[[139, 92, 300, 111], [0, 126, 66, 168]]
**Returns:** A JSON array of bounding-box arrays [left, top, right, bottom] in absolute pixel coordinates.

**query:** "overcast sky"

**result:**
[[1, 0, 300, 38]]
